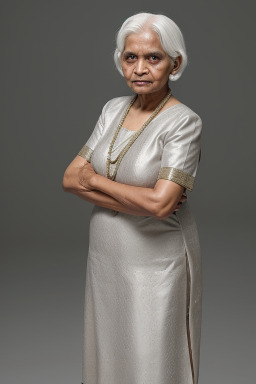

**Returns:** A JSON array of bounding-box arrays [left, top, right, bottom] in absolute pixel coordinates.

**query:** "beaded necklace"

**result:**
[[106, 88, 172, 180]]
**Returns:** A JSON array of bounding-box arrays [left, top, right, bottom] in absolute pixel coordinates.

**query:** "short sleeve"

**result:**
[[77, 100, 110, 162], [157, 112, 202, 191]]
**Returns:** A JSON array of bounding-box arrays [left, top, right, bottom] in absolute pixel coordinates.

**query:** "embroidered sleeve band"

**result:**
[[77, 144, 93, 162], [157, 167, 195, 191]]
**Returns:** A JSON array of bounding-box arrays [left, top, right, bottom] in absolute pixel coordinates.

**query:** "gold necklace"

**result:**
[[106, 88, 172, 181]]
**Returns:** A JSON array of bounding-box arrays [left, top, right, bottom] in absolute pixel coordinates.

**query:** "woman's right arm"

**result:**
[[62, 156, 160, 217]]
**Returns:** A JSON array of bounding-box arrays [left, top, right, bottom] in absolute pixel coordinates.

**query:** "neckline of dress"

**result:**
[[120, 95, 185, 132]]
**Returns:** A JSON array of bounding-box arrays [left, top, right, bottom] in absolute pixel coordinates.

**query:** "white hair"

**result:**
[[113, 12, 188, 81]]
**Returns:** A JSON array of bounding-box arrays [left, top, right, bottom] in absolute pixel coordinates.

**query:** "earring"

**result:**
[[169, 73, 176, 81]]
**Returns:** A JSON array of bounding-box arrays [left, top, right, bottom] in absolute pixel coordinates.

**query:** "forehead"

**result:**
[[124, 29, 165, 53]]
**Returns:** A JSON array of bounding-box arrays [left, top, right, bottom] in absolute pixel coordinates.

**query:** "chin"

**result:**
[[130, 83, 154, 92]]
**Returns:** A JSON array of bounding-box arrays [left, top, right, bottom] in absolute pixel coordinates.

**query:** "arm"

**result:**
[[62, 155, 160, 217], [63, 155, 185, 219], [88, 172, 185, 219], [87, 111, 203, 218]]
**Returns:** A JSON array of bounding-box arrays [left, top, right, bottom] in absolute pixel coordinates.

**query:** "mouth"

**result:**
[[132, 80, 152, 85]]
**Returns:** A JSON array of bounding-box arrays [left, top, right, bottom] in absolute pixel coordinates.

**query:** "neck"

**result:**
[[134, 84, 171, 111]]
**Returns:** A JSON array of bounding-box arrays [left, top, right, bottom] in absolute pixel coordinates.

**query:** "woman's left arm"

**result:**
[[78, 162, 185, 219], [63, 156, 185, 219], [77, 111, 202, 217]]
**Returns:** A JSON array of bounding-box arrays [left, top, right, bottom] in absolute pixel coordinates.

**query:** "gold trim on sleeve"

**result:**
[[157, 167, 195, 191], [77, 144, 93, 162]]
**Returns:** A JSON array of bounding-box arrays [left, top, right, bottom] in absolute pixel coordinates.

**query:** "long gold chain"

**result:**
[[106, 88, 172, 180]]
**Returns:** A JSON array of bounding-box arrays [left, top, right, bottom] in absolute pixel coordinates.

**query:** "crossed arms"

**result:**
[[62, 155, 187, 220]]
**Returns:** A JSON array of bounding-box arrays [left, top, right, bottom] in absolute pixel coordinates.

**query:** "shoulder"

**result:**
[[177, 103, 203, 127], [101, 95, 133, 113], [164, 103, 203, 137], [163, 103, 203, 142]]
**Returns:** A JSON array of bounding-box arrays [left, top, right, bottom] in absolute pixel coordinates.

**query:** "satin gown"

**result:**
[[77, 95, 203, 384]]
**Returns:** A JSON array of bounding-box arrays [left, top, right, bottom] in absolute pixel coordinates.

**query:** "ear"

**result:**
[[174, 55, 183, 71]]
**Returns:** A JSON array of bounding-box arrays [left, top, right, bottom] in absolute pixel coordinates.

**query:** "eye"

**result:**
[[149, 55, 160, 62], [126, 54, 136, 61]]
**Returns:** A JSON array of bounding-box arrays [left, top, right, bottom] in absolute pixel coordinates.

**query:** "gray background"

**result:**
[[1, 0, 255, 383]]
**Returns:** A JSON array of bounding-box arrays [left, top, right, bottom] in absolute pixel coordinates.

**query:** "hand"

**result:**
[[173, 191, 187, 212], [78, 162, 96, 191]]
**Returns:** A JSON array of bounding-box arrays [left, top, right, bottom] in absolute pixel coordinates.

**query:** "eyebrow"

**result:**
[[123, 50, 164, 57]]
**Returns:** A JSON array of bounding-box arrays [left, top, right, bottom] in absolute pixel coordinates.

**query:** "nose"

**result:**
[[134, 58, 148, 75]]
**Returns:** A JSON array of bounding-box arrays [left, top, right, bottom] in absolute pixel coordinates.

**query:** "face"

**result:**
[[121, 29, 174, 95]]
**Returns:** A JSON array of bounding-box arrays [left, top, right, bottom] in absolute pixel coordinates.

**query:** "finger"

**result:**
[[174, 202, 182, 210]]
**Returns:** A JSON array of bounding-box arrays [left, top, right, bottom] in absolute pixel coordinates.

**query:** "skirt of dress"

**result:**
[[82, 200, 202, 384]]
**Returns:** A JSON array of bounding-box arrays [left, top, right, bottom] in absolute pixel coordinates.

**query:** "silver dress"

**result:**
[[77, 95, 203, 384]]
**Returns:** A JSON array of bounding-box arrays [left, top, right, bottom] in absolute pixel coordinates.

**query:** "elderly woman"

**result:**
[[63, 12, 203, 384]]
